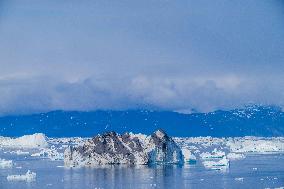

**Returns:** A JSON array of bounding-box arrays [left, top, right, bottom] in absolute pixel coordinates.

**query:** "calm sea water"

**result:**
[[0, 153, 284, 189]]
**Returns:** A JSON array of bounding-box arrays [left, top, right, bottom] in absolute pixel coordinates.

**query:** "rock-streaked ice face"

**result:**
[[147, 130, 183, 164], [64, 130, 183, 167]]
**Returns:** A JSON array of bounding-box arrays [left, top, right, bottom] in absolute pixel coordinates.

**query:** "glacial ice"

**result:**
[[147, 130, 183, 164], [1, 132, 284, 171], [10, 150, 30, 155], [0, 158, 13, 168], [31, 146, 63, 160], [227, 137, 284, 153], [202, 157, 229, 170], [64, 130, 184, 167], [235, 177, 244, 181], [7, 170, 36, 182], [200, 148, 225, 160], [227, 153, 245, 160], [0, 133, 48, 148], [181, 148, 196, 163]]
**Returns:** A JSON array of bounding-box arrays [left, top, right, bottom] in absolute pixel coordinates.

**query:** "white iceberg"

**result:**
[[10, 150, 30, 155], [200, 148, 225, 160], [31, 146, 63, 161], [227, 153, 245, 160], [227, 137, 284, 153], [0, 133, 48, 148], [0, 159, 13, 168], [181, 148, 196, 163], [202, 157, 229, 170], [235, 177, 244, 181], [7, 170, 36, 182]]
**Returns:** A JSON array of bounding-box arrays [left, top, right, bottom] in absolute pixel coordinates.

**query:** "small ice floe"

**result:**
[[7, 170, 36, 182], [227, 153, 245, 160], [150, 183, 157, 187], [202, 157, 229, 170], [200, 148, 225, 160], [0, 158, 13, 168], [182, 148, 197, 164], [235, 177, 244, 181], [252, 167, 258, 171]]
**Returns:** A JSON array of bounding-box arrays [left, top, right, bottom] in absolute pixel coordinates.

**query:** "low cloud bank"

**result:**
[[0, 74, 283, 115]]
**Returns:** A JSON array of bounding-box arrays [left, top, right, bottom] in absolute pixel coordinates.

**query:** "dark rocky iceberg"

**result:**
[[64, 130, 184, 167]]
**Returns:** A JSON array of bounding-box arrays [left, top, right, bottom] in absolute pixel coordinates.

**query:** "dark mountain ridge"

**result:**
[[0, 105, 283, 137]]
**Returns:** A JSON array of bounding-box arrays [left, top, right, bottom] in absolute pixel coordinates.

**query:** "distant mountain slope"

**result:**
[[0, 105, 284, 137]]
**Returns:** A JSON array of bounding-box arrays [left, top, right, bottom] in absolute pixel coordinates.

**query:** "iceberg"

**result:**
[[147, 130, 183, 164], [227, 153, 245, 160], [0, 133, 48, 148], [202, 157, 229, 170], [0, 159, 13, 168], [7, 170, 36, 182], [200, 148, 225, 160], [227, 137, 284, 153], [64, 130, 183, 167], [31, 146, 63, 161], [181, 148, 196, 164], [235, 177, 244, 181], [64, 131, 149, 166], [10, 150, 30, 155]]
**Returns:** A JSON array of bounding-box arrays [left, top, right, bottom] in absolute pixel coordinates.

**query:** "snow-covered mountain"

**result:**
[[0, 105, 283, 137]]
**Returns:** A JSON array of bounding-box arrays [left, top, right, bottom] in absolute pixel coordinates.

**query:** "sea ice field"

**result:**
[[0, 133, 284, 189]]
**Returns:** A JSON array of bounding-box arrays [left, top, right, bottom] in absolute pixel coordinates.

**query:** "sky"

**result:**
[[0, 0, 284, 115]]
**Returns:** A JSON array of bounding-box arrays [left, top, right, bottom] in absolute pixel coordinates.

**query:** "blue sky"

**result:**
[[0, 0, 284, 114]]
